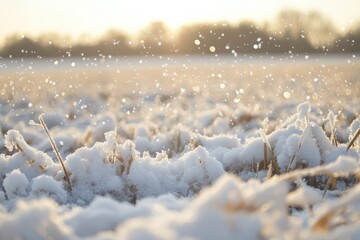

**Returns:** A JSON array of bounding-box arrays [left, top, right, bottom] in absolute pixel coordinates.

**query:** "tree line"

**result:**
[[1, 9, 359, 58]]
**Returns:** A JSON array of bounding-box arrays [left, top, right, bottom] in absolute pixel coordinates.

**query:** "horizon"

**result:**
[[1, 0, 360, 44]]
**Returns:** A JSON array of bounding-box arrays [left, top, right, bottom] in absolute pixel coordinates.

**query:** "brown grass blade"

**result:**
[[312, 211, 336, 232], [263, 142, 268, 168], [331, 129, 338, 147], [38, 114, 72, 192], [15, 143, 24, 152], [347, 128, 360, 152], [267, 160, 273, 180], [322, 175, 337, 199]]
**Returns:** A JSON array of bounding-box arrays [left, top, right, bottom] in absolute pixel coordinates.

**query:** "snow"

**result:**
[[323, 155, 359, 176], [2, 169, 360, 239], [239, 137, 271, 165], [3, 169, 28, 199], [66, 143, 125, 202], [0, 198, 73, 240], [327, 110, 337, 131], [2, 130, 59, 180], [1, 61, 360, 240], [297, 102, 311, 121], [287, 180, 323, 206], [297, 125, 322, 168], [31, 175, 67, 203]]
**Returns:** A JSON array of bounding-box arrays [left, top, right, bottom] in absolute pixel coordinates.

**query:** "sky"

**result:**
[[0, 0, 359, 41]]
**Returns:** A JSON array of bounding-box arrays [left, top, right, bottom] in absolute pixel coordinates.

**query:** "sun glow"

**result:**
[[0, 0, 359, 40]]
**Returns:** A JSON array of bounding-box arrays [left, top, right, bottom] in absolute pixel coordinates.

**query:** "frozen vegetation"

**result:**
[[0, 57, 360, 239]]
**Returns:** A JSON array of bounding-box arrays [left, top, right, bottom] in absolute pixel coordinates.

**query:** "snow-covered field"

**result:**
[[0, 55, 360, 239]]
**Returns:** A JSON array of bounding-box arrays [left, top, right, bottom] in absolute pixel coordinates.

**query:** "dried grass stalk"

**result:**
[[331, 129, 338, 147], [312, 211, 336, 232], [266, 156, 281, 180], [287, 131, 305, 172], [266, 160, 273, 180], [263, 142, 268, 168], [39, 114, 72, 191], [15, 143, 23, 152], [347, 128, 360, 152], [272, 157, 281, 175], [322, 175, 337, 198]]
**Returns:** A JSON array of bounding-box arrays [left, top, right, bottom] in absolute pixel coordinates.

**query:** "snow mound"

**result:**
[[1, 96, 360, 239]]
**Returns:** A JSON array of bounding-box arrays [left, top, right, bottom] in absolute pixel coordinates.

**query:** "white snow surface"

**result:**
[[1, 173, 360, 240], [1, 97, 360, 239]]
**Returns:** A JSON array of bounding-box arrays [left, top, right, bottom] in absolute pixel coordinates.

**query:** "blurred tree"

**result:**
[[1, 9, 359, 58], [176, 23, 206, 54], [0, 35, 61, 58], [96, 29, 133, 55], [276, 9, 304, 41], [335, 22, 360, 53], [137, 21, 173, 55], [275, 9, 337, 52], [304, 11, 338, 48], [234, 21, 268, 53]]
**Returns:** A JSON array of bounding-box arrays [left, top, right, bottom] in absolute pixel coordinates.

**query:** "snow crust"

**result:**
[[0, 99, 360, 239]]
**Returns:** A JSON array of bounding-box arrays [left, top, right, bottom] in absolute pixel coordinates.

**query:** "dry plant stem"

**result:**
[[271, 163, 356, 184], [346, 128, 360, 152], [331, 129, 338, 147], [263, 142, 268, 168], [272, 158, 280, 175], [111, 149, 115, 164], [176, 129, 182, 153], [127, 156, 133, 175], [313, 187, 359, 232], [322, 175, 336, 199], [288, 154, 296, 172], [287, 130, 305, 172], [307, 204, 314, 216], [266, 147, 280, 179], [268, 157, 281, 178], [39, 115, 72, 192], [15, 143, 23, 152], [267, 160, 273, 180], [312, 210, 337, 232]]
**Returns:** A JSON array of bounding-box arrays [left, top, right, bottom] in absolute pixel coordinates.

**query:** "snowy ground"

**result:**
[[0, 55, 360, 239]]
